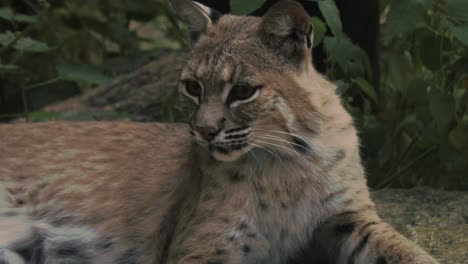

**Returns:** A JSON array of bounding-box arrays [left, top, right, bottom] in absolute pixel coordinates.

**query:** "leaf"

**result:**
[[419, 33, 442, 70], [406, 78, 429, 105], [386, 54, 413, 93], [0, 31, 51, 53], [15, 37, 51, 53], [334, 80, 350, 95], [384, 0, 432, 43], [0, 64, 18, 71], [27, 112, 62, 122], [463, 113, 468, 125], [318, 0, 342, 35], [449, 124, 468, 151], [231, 0, 265, 15], [353, 77, 378, 103], [310, 16, 327, 47], [446, 0, 468, 22], [0, 31, 14, 46], [450, 24, 468, 46], [0, 8, 38, 23], [57, 62, 111, 85], [429, 90, 454, 130], [324, 34, 368, 76], [395, 114, 424, 134]]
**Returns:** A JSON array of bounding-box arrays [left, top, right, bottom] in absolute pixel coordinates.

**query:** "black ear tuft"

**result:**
[[259, 0, 313, 65]]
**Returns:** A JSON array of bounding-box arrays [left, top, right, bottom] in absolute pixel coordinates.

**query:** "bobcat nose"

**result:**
[[195, 126, 218, 142]]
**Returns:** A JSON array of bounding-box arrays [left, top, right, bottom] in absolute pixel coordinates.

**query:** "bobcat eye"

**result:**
[[228, 84, 261, 105], [184, 80, 202, 98]]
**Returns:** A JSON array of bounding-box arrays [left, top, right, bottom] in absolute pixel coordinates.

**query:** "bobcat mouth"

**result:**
[[207, 127, 252, 161], [208, 141, 251, 162], [209, 141, 249, 154]]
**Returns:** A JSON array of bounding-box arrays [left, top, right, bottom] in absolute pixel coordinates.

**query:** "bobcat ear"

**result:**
[[169, 0, 222, 44], [259, 0, 314, 64]]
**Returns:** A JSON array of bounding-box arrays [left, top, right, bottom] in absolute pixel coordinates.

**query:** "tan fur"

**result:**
[[0, 1, 437, 263], [1, 122, 198, 262]]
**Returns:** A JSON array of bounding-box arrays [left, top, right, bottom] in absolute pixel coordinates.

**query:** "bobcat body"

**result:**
[[0, 1, 438, 263]]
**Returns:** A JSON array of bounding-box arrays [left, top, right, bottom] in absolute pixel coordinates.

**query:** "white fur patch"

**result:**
[[275, 97, 295, 127], [230, 88, 260, 108]]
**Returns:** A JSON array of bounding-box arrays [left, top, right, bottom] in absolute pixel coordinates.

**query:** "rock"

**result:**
[[43, 52, 183, 122]]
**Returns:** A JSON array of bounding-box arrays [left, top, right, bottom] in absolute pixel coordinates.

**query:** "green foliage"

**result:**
[[368, 0, 468, 189], [317, 0, 342, 35], [0, 0, 183, 117], [231, 0, 265, 15]]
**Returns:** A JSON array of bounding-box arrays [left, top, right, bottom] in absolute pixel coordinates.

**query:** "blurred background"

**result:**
[[0, 0, 467, 190]]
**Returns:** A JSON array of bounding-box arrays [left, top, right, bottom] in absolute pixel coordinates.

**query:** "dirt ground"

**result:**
[[373, 188, 468, 264]]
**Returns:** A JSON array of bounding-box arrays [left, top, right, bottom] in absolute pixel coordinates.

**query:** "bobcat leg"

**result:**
[[312, 210, 438, 264]]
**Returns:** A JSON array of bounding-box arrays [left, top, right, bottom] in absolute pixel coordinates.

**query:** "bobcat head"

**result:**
[[171, 0, 325, 162]]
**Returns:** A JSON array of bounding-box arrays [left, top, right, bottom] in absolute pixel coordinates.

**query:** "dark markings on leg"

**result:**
[[239, 219, 248, 230], [242, 245, 251, 254], [116, 248, 138, 264], [335, 222, 356, 233], [254, 183, 266, 194], [247, 231, 257, 239], [51, 240, 93, 264], [55, 246, 80, 258], [258, 197, 269, 210], [14, 232, 43, 262], [280, 201, 288, 209], [291, 136, 311, 153], [347, 231, 372, 264], [98, 237, 114, 249], [376, 256, 387, 264], [357, 222, 379, 235], [263, 232, 272, 241]]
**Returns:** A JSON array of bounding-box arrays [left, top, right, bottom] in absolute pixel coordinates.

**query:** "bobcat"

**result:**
[[0, 0, 438, 263]]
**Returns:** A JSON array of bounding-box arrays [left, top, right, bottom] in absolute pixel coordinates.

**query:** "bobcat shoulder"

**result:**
[[0, 0, 438, 263]]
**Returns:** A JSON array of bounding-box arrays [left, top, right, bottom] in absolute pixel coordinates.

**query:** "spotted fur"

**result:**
[[0, 0, 438, 263]]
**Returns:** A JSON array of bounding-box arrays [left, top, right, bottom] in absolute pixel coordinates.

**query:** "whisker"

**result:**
[[252, 127, 314, 148], [253, 139, 307, 162], [248, 150, 259, 163], [255, 134, 313, 155], [250, 143, 283, 163]]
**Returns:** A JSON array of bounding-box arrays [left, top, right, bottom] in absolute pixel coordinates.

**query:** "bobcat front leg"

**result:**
[[311, 210, 439, 264], [166, 210, 270, 264]]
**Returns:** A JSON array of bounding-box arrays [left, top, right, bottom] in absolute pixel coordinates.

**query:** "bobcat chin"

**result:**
[[0, 0, 438, 263]]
